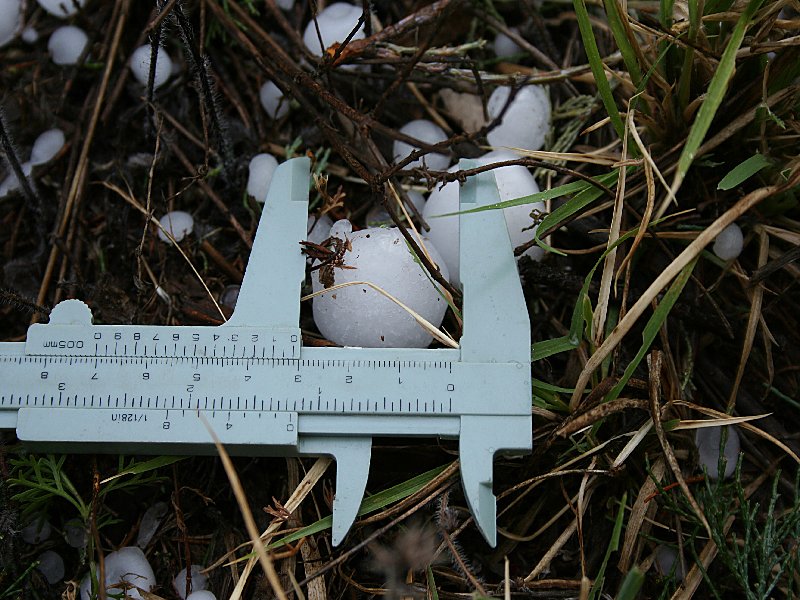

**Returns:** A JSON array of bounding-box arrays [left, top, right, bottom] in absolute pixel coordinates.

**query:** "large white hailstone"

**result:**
[[130, 45, 173, 89], [259, 81, 290, 120], [64, 518, 88, 549], [187, 592, 216, 600], [312, 221, 450, 348], [695, 425, 740, 480], [31, 129, 65, 165], [80, 547, 156, 600], [37, 551, 65, 584], [654, 545, 685, 581], [302, 2, 365, 56], [487, 85, 551, 152], [158, 211, 194, 243], [21, 517, 51, 544], [173, 565, 209, 600], [307, 213, 334, 245], [136, 501, 167, 548], [48, 25, 88, 65], [712, 223, 744, 261], [37, 0, 86, 17], [422, 150, 544, 284], [393, 119, 450, 172], [493, 29, 523, 57], [246, 153, 279, 202], [0, 160, 32, 198], [0, 0, 21, 47]]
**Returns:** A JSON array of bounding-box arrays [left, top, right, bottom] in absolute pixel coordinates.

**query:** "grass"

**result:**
[[2, 0, 800, 598]]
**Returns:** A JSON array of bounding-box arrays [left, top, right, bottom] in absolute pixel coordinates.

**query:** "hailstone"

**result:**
[[302, 3, 365, 56], [31, 129, 65, 166], [173, 565, 208, 600], [80, 547, 156, 600], [712, 223, 744, 261], [493, 29, 522, 57], [37, 0, 86, 17], [246, 153, 279, 202], [0, 0, 21, 48], [48, 25, 88, 65], [307, 213, 334, 245], [259, 81, 290, 120], [487, 85, 551, 152], [695, 425, 740, 480], [393, 119, 450, 172], [158, 211, 194, 243], [312, 221, 450, 348], [36, 551, 65, 584], [422, 150, 544, 283], [130, 45, 173, 89]]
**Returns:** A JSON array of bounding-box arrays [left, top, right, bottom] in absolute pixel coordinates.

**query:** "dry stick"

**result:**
[[726, 228, 769, 413], [201, 417, 289, 600], [34, 1, 130, 320], [568, 175, 798, 410], [647, 351, 713, 538]]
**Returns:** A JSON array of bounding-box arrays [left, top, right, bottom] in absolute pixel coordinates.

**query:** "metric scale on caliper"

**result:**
[[0, 157, 532, 547]]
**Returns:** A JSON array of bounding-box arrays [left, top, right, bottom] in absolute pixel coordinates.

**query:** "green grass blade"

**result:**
[[426, 567, 440, 600], [588, 493, 628, 600], [573, 0, 626, 140], [671, 0, 767, 194], [267, 463, 451, 548], [717, 153, 772, 190], [101, 455, 187, 483], [602, 0, 643, 87], [614, 567, 645, 600], [532, 335, 580, 361], [605, 259, 697, 403]]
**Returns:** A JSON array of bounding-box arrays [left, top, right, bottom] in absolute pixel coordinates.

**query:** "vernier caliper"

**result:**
[[0, 158, 532, 546]]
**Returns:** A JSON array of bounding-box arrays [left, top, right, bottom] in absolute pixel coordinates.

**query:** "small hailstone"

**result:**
[[493, 29, 523, 57], [219, 285, 240, 310], [136, 501, 167, 548], [48, 25, 88, 66], [31, 129, 65, 165], [130, 45, 173, 89], [187, 592, 216, 600], [438, 89, 489, 132], [64, 518, 88, 548], [302, 2, 365, 56], [37, 0, 86, 17], [0, 0, 21, 48], [21, 517, 51, 544], [37, 550, 65, 584], [0, 161, 32, 198], [422, 150, 544, 283], [173, 565, 208, 600], [312, 223, 450, 348], [654, 545, 685, 581], [21, 26, 38, 44], [307, 213, 334, 245], [487, 85, 551, 153], [259, 81, 289, 120], [712, 223, 744, 261], [393, 119, 450, 172], [158, 211, 194, 243], [80, 547, 156, 600], [246, 153, 279, 202], [695, 425, 740, 480]]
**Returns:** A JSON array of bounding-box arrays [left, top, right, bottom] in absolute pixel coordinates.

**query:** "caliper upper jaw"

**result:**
[[298, 435, 372, 546]]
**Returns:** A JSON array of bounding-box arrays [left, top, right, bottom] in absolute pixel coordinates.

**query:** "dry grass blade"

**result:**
[[199, 415, 289, 600], [618, 458, 666, 572], [570, 176, 798, 408]]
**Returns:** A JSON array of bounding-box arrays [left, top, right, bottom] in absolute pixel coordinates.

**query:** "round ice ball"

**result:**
[[130, 45, 173, 89], [22, 517, 51, 544], [38, 0, 85, 17], [422, 150, 544, 283], [136, 501, 168, 548], [48, 25, 88, 65], [187, 593, 216, 600], [37, 550, 65, 584], [0, 0, 21, 48], [259, 81, 289, 120], [21, 26, 38, 43], [712, 223, 744, 261], [64, 518, 88, 549], [81, 547, 156, 600], [307, 213, 334, 245], [487, 85, 551, 152], [0, 160, 32, 198], [695, 425, 740, 480], [393, 119, 450, 172], [494, 29, 522, 57], [31, 129, 65, 166], [158, 211, 194, 243], [246, 153, 279, 202], [173, 565, 208, 600], [312, 224, 450, 348], [302, 2, 365, 56]]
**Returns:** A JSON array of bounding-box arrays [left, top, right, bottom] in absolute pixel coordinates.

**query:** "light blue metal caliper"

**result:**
[[0, 158, 531, 547]]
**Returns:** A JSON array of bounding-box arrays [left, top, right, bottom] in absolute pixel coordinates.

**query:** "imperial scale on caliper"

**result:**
[[0, 157, 532, 546]]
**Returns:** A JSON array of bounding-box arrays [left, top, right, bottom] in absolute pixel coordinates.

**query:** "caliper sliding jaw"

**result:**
[[0, 158, 532, 547]]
